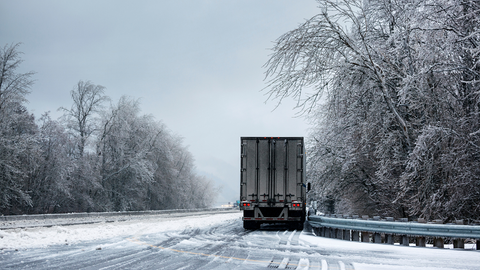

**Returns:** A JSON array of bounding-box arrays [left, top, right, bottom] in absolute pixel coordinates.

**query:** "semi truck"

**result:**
[[239, 137, 307, 229]]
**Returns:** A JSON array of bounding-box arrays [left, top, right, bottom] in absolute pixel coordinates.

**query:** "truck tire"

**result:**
[[296, 221, 304, 231], [243, 220, 259, 230], [288, 221, 304, 231]]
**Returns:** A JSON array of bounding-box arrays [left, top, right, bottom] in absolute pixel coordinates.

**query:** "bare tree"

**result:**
[[0, 43, 34, 122], [28, 113, 75, 213], [0, 46, 218, 213], [266, 0, 480, 221], [265, 0, 417, 217], [396, 0, 480, 221], [265, 0, 413, 148], [0, 43, 36, 214], [97, 97, 161, 210], [60, 80, 108, 157], [97, 96, 218, 211]]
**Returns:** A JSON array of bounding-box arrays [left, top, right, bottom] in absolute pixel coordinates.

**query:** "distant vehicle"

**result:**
[[239, 137, 307, 229]]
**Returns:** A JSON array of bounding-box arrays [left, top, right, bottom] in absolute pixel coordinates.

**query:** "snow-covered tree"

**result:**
[[0, 45, 218, 214], [27, 113, 75, 213], [0, 43, 37, 214], [266, 0, 480, 221], [96, 96, 217, 211], [60, 80, 108, 158]]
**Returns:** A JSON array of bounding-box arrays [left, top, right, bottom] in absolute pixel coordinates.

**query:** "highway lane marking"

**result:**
[[279, 257, 289, 268], [297, 258, 310, 270], [126, 237, 355, 269], [322, 259, 328, 270]]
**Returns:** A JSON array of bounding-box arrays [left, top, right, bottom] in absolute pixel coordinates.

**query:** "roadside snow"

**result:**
[[0, 212, 242, 250], [299, 232, 480, 270]]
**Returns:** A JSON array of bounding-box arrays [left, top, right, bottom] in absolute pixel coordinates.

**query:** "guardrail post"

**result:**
[[453, 239, 464, 249], [325, 227, 331, 238], [336, 228, 343, 239], [373, 232, 382, 243], [361, 231, 370, 242], [402, 235, 409, 246], [434, 237, 444, 248], [343, 229, 350, 241], [385, 234, 394, 245], [416, 237, 426, 247], [352, 230, 359, 241]]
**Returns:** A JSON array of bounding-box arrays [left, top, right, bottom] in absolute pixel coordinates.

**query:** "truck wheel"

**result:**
[[243, 221, 258, 230], [289, 221, 304, 231], [296, 221, 305, 231]]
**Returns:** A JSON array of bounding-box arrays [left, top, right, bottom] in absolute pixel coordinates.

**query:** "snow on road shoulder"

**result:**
[[299, 231, 480, 270], [0, 212, 242, 250]]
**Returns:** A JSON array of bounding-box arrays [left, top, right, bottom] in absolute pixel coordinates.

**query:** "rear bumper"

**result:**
[[243, 207, 305, 222], [243, 217, 301, 221]]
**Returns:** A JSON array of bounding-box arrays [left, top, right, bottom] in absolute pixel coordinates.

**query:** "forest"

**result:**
[[0, 43, 217, 215], [265, 0, 480, 222]]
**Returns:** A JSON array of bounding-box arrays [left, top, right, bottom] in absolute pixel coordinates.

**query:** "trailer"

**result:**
[[239, 137, 306, 229]]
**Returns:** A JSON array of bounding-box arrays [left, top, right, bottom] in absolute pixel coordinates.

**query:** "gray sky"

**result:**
[[1, 0, 319, 206]]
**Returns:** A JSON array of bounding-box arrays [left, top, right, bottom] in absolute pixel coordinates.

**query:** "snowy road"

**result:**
[[1, 211, 479, 269]]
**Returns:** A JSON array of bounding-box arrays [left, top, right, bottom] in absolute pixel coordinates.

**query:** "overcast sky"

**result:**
[[1, 0, 320, 206]]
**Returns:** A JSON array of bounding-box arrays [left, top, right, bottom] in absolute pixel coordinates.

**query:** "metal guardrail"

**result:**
[[308, 216, 480, 239], [308, 215, 480, 250], [0, 208, 239, 230]]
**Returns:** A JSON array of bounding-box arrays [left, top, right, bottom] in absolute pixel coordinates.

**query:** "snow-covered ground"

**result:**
[[0, 212, 241, 250], [299, 233, 479, 270], [2, 211, 479, 269]]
